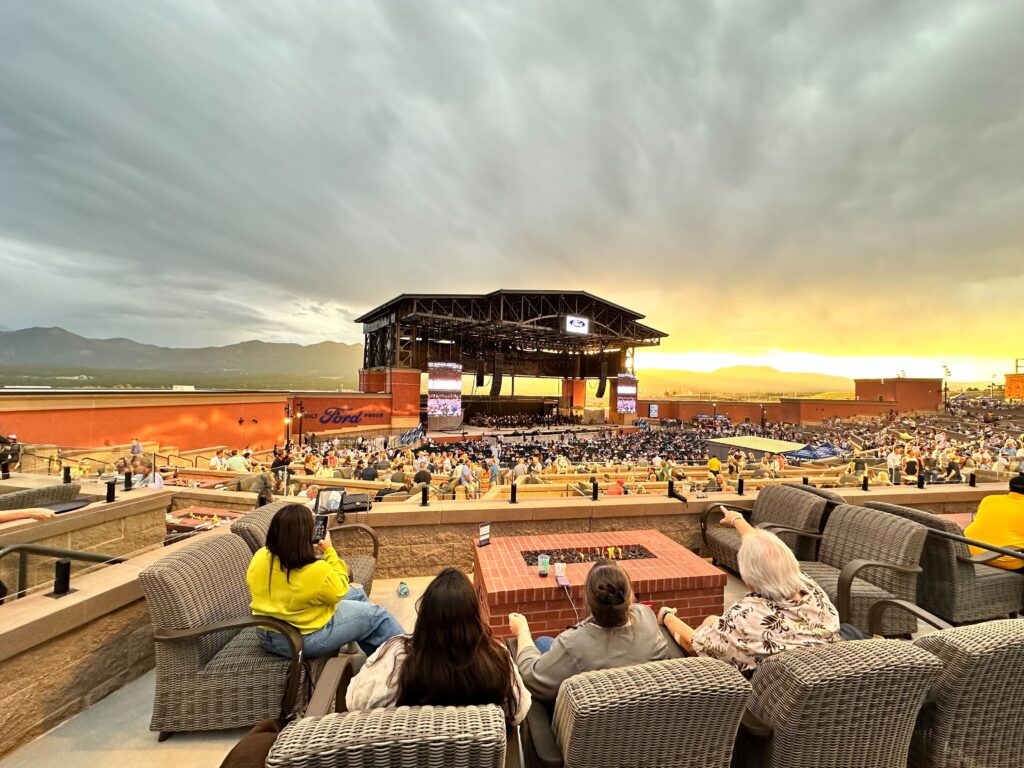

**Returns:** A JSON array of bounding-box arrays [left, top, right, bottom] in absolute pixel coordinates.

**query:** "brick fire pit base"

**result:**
[[473, 529, 726, 638]]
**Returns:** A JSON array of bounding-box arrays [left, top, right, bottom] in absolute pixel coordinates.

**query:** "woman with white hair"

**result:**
[[658, 510, 840, 674]]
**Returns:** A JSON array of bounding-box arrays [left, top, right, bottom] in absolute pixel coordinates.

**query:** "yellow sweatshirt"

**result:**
[[965, 493, 1024, 570], [247, 546, 350, 633]]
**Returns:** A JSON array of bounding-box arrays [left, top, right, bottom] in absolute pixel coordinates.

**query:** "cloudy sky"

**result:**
[[1, 0, 1021, 380]]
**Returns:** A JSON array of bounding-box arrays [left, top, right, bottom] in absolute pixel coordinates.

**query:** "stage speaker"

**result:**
[[476, 369, 485, 388], [490, 354, 503, 396], [595, 360, 608, 399]]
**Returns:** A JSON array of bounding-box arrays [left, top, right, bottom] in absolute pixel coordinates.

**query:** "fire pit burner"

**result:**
[[522, 545, 654, 566]]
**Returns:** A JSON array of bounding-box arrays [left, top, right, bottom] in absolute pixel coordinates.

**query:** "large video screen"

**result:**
[[616, 373, 638, 414], [427, 362, 463, 416]]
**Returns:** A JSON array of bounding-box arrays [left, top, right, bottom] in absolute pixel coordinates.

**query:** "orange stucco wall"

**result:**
[[637, 400, 782, 424], [1006, 374, 1024, 401], [0, 395, 289, 451], [854, 378, 942, 411]]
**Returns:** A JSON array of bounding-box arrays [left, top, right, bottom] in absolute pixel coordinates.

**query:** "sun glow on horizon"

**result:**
[[634, 350, 1008, 384]]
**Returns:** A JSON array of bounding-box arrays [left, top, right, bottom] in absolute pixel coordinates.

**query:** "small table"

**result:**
[[166, 505, 247, 533], [474, 529, 726, 638]]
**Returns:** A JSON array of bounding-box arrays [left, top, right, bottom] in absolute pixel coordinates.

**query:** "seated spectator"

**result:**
[[347, 568, 530, 724], [135, 457, 165, 488], [360, 462, 378, 481], [509, 558, 671, 700], [246, 504, 403, 658], [963, 475, 1024, 570], [412, 466, 432, 486], [209, 449, 228, 471], [0, 508, 55, 523], [658, 510, 840, 674], [225, 450, 249, 473], [944, 462, 963, 483]]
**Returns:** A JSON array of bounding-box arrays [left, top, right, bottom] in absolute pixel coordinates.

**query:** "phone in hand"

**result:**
[[312, 514, 329, 544]]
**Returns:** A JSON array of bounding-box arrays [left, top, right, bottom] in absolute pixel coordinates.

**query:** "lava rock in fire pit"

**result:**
[[521, 545, 654, 566]]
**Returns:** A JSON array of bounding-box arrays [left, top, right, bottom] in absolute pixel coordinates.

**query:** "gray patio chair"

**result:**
[[522, 657, 750, 768], [0, 482, 82, 510], [139, 533, 339, 739], [765, 504, 927, 635], [864, 602, 1024, 768], [733, 639, 942, 768], [231, 502, 379, 596], [864, 501, 1024, 623], [780, 482, 846, 507], [700, 485, 828, 571], [262, 656, 507, 768]]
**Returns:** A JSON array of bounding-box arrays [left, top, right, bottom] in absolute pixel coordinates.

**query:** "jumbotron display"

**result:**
[[427, 362, 463, 416], [617, 373, 638, 414]]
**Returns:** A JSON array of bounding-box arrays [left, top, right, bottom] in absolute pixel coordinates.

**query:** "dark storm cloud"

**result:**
[[1, 0, 1023, 352]]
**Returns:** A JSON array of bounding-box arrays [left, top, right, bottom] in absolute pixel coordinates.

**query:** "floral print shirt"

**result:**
[[691, 575, 840, 673]]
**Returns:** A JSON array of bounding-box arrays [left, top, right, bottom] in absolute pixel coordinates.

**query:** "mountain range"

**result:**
[[0, 327, 363, 376], [0, 327, 862, 396]]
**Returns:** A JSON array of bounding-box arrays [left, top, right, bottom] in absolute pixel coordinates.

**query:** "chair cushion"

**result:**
[[204, 627, 286, 675], [800, 562, 916, 636]]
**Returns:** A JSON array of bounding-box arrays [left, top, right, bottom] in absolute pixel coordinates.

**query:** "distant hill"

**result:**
[[637, 366, 854, 397], [0, 327, 363, 378]]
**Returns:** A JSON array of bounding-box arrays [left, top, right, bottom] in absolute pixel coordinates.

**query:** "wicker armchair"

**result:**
[[734, 640, 942, 768], [0, 482, 82, 511], [865, 501, 1024, 623], [261, 657, 507, 768], [230, 502, 380, 596], [765, 504, 927, 635], [523, 658, 750, 768], [865, 604, 1024, 768], [780, 482, 846, 506], [138, 533, 333, 739], [700, 485, 828, 571]]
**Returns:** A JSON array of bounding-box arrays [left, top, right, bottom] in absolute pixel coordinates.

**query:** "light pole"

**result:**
[[296, 400, 305, 445], [283, 404, 293, 446]]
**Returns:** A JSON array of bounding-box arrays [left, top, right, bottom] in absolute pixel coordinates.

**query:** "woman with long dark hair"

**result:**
[[346, 568, 530, 724], [509, 558, 672, 701], [247, 504, 403, 658]]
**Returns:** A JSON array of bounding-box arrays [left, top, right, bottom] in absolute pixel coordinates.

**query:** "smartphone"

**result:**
[[314, 488, 344, 514], [312, 514, 329, 544]]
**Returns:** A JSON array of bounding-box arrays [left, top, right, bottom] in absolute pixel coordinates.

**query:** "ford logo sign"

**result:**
[[569, 319, 585, 328]]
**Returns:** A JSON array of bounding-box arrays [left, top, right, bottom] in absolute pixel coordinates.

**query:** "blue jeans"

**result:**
[[259, 586, 404, 658], [535, 636, 555, 653]]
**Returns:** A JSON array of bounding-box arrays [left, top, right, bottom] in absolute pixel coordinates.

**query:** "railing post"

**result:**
[[50, 559, 72, 597], [106, 481, 116, 503], [862, 475, 869, 492], [917, 474, 926, 489], [124, 471, 133, 491], [591, 481, 599, 501], [802, 476, 809, 485], [509, 483, 518, 504], [667, 479, 674, 498], [62, 466, 72, 484], [18, 551, 28, 601], [420, 485, 429, 507], [737, 478, 744, 495], [969, 473, 976, 488]]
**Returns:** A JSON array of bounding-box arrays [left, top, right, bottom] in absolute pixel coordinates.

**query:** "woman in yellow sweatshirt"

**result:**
[[246, 504, 404, 658]]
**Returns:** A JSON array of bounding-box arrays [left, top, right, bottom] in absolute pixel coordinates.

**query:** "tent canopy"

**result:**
[[707, 436, 808, 454]]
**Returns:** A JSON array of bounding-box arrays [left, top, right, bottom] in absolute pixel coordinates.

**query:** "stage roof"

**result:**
[[357, 290, 667, 373]]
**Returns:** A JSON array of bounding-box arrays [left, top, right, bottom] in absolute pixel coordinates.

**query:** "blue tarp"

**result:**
[[783, 441, 845, 461]]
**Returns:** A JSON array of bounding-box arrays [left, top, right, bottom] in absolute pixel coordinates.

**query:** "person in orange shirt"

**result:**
[[963, 475, 1024, 570]]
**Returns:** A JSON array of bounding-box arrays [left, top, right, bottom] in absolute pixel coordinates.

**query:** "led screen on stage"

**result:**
[[617, 373, 638, 414], [649, 403, 659, 419], [427, 362, 463, 416]]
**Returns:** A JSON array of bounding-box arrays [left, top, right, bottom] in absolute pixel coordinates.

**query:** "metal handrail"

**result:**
[[0, 543, 126, 603]]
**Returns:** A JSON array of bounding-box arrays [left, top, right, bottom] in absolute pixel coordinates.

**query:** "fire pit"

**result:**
[[521, 545, 654, 565], [474, 530, 726, 638]]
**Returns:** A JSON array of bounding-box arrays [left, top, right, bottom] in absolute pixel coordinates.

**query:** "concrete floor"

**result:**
[[0, 571, 759, 768]]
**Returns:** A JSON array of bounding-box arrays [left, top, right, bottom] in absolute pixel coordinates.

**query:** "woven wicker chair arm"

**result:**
[[524, 698, 563, 768], [756, 523, 823, 538], [739, 709, 773, 738], [866, 599, 952, 635], [152, 615, 304, 722], [329, 522, 380, 559], [700, 503, 744, 543], [306, 655, 359, 717], [836, 560, 923, 625]]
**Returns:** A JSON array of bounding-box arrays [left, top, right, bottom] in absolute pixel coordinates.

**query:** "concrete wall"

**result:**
[[1006, 373, 1024, 401]]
